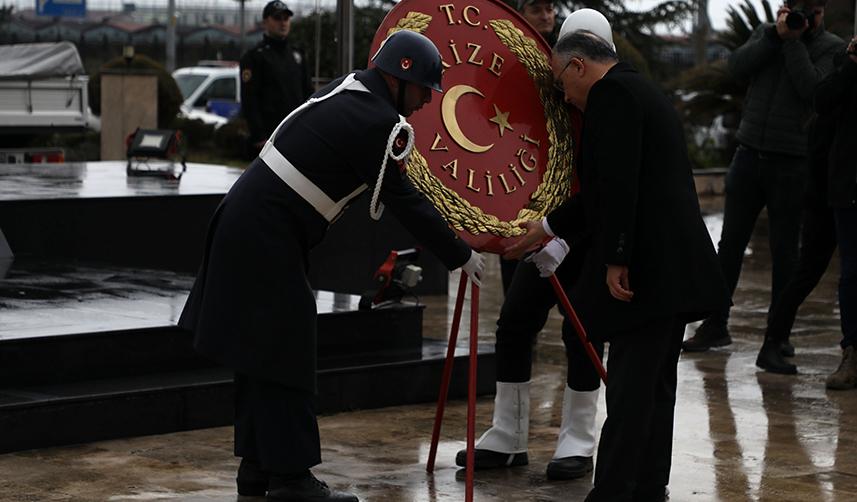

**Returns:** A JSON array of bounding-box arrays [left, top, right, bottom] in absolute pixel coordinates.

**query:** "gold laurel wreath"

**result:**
[[389, 13, 573, 237]]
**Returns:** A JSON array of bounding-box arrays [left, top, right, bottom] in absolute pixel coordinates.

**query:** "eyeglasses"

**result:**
[[553, 57, 581, 92]]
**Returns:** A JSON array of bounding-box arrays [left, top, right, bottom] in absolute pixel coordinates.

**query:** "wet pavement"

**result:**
[[1, 200, 855, 501], [0, 162, 243, 201]]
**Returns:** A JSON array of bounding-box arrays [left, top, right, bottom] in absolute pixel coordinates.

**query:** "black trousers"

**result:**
[[499, 257, 519, 295], [495, 257, 603, 392], [234, 372, 322, 474], [711, 146, 806, 325], [765, 198, 837, 342], [585, 317, 685, 502]]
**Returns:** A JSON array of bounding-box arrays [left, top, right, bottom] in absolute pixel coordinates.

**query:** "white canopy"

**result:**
[[0, 42, 85, 80]]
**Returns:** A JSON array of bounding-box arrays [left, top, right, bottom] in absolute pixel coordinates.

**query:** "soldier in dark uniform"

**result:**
[[240, 1, 312, 152], [180, 31, 485, 502]]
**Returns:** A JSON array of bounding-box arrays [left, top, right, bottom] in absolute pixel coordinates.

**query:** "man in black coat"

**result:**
[[816, 38, 857, 389], [240, 1, 313, 152], [180, 31, 484, 502], [682, 0, 844, 353], [506, 31, 728, 501], [455, 11, 618, 482]]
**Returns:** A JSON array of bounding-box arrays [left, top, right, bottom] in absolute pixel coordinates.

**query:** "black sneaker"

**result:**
[[546, 456, 593, 480], [267, 473, 357, 502], [454, 448, 528, 469], [681, 321, 731, 352], [780, 340, 795, 358], [755, 340, 797, 375]]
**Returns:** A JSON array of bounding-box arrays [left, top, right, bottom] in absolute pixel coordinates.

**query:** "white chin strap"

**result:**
[[369, 116, 414, 221]]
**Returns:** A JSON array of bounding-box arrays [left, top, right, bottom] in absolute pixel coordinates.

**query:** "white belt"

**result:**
[[260, 144, 366, 223], [258, 72, 407, 222]]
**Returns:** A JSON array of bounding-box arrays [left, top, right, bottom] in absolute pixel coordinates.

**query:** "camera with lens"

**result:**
[[785, 1, 815, 31]]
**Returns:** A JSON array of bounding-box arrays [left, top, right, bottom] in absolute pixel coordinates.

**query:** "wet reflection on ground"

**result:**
[[0, 201, 855, 501]]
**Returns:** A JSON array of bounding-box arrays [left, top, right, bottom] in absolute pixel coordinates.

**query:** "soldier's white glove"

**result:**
[[461, 250, 485, 288], [525, 237, 569, 278]]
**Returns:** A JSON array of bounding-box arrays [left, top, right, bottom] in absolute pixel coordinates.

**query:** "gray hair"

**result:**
[[553, 30, 618, 65]]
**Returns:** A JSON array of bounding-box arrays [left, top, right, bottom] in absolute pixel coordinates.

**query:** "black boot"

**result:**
[[756, 339, 797, 375], [780, 340, 795, 357], [546, 455, 593, 480], [237, 458, 269, 496], [454, 448, 528, 470], [266, 472, 358, 502], [681, 320, 731, 352]]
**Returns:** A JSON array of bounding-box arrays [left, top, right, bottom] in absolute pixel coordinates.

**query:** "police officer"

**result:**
[[180, 31, 485, 502], [240, 1, 312, 151]]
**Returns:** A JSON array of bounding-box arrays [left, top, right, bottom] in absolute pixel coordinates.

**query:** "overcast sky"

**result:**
[[4, 0, 764, 31]]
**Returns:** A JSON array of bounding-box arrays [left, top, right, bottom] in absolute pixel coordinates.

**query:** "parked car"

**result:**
[[172, 63, 240, 127]]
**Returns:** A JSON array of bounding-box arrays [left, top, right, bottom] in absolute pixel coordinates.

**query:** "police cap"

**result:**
[[263, 1, 293, 19], [371, 30, 443, 93]]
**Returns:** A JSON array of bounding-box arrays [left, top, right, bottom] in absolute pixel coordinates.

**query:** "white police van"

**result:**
[[172, 62, 241, 127]]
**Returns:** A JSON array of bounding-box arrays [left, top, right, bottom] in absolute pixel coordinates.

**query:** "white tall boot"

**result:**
[[546, 385, 599, 480], [455, 381, 530, 468]]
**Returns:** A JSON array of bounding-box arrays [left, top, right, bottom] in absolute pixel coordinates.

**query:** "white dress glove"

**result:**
[[461, 249, 485, 288], [525, 237, 570, 278]]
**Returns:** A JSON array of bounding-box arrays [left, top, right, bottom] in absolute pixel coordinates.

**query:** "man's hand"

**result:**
[[503, 220, 548, 260], [606, 264, 633, 302], [524, 238, 570, 278], [776, 5, 807, 40], [848, 36, 857, 63]]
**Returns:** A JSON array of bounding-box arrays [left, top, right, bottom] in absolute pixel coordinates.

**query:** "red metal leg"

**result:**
[[548, 274, 607, 384], [466, 282, 479, 502], [426, 272, 469, 473]]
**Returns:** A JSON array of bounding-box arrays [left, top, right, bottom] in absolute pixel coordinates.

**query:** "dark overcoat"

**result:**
[[815, 54, 857, 209], [180, 69, 471, 392], [547, 62, 729, 340]]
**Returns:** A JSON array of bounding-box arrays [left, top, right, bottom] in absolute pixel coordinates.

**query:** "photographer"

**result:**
[[683, 0, 844, 354], [815, 37, 857, 389]]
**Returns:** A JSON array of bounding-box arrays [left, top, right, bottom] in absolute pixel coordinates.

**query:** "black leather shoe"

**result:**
[[681, 321, 731, 352], [756, 340, 797, 375], [237, 458, 269, 496], [454, 448, 528, 469], [267, 473, 357, 501], [633, 485, 669, 501], [780, 340, 795, 358], [546, 455, 593, 480]]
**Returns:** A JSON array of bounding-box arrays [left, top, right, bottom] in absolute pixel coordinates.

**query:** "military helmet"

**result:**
[[371, 30, 443, 92]]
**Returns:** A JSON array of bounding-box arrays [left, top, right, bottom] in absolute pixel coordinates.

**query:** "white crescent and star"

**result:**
[[441, 85, 515, 153]]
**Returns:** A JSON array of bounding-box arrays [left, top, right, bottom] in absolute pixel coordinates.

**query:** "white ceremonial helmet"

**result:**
[[558, 8, 616, 52]]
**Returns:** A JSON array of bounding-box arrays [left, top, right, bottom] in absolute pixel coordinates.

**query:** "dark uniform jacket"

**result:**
[[815, 54, 857, 209], [729, 23, 843, 157], [546, 63, 729, 341], [240, 34, 313, 144], [180, 68, 471, 392]]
